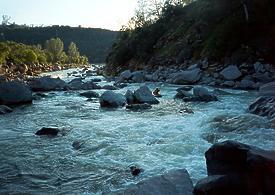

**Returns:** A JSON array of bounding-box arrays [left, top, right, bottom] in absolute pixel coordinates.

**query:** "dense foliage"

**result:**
[[0, 25, 118, 63], [0, 38, 88, 66], [106, 0, 275, 75]]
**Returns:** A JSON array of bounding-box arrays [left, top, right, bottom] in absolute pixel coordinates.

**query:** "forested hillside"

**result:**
[[0, 25, 118, 63], [106, 0, 275, 75]]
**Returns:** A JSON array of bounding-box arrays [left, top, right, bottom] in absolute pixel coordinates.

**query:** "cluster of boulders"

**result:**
[[194, 140, 275, 195], [115, 61, 274, 90], [175, 86, 218, 102], [99, 85, 159, 110]]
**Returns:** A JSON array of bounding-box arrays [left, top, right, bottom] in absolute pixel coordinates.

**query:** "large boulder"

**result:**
[[117, 169, 193, 195], [134, 86, 159, 104], [259, 81, 275, 96], [35, 127, 60, 136], [170, 68, 202, 84], [220, 65, 242, 80], [195, 140, 275, 195], [0, 81, 32, 105], [99, 91, 126, 108], [28, 76, 67, 91]]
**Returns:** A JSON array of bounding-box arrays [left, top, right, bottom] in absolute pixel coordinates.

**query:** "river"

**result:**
[[0, 67, 274, 194]]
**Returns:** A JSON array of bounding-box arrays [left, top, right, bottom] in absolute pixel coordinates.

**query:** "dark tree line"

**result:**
[[0, 24, 118, 63]]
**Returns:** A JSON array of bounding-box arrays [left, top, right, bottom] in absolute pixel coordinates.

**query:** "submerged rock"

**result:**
[[99, 91, 126, 108], [101, 85, 117, 90], [126, 103, 152, 111], [130, 165, 144, 176], [35, 127, 60, 136], [28, 76, 67, 91], [118, 169, 193, 195], [134, 85, 159, 104], [0, 105, 13, 115], [0, 81, 33, 105]]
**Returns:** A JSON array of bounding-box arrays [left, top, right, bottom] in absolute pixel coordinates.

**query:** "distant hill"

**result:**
[[0, 25, 118, 63]]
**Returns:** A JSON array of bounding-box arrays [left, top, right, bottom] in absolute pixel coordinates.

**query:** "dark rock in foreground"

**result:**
[[0, 81, 33, 105], [194, 140, 275, 195], [35, 127, 60, 136], [117, 169, 193, 195], [0, 105, 13, 115]]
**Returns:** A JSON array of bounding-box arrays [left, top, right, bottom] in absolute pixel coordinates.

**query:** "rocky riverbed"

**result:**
[[0, 65, 274, 194]]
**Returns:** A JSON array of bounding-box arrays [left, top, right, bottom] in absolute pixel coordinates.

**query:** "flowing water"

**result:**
[[0, 67, 274, 194]]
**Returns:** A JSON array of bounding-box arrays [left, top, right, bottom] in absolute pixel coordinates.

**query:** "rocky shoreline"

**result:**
[[0, 65, 274, 194]]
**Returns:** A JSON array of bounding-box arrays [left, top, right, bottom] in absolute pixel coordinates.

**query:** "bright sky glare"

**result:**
[[0, 0, 137, 30]]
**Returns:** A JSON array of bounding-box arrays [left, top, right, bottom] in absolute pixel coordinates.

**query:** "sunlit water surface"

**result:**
[[0, 68, 274, 194]]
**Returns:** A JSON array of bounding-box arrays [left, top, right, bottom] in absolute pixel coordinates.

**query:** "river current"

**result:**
[[0, 67, 274, 194]]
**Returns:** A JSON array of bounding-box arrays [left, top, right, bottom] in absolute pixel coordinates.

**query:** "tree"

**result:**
[[68, 42, 80, 63], [2, 15, 11, 25], [45, 38, 65, 63]]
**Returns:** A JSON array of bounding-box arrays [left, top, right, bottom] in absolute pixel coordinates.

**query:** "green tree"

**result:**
[[0, 42, 10, 64], [45, 38, 65, 63], [23, 49, 37, 64], [68, 42, 80, 63]]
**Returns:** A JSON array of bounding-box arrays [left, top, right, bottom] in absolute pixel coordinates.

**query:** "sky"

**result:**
[[0, 0, 137, 30]]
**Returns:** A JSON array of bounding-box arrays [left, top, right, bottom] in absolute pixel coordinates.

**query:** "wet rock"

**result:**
[[170, 68, 202, 84], [81, 81, 102, 90], [180, 108, 194, 114], [90, 78, 102, 82], [118, 169, 193, 195], [68, 78, 84, 89], [176, 86, 193, 92], [210, 114, 270, 132], [0, 81, 33, 105], [259, 81, 275, 96], [101, 85, 117, 90], [116, 70, 132, 83], [0, 105, 13, 115], [248, 97, 275, 119], [201, 140, 275, 194], [126, 103, 152, 111], [132, 71, 145, 83], [125, 90, 135, 104], [134, 86, 159, 104], [175, 90, 193, 99], [80, 91, 99, 98], [99, 91, 126, 108], [130, 166, 144, 176], [28, 76, 67, 92], [221, 81, 235, 87], [194, 175, 246, 195], [35, 127, 60, 136], [236, 79, 256, 90], [72, 140, 85, 150], [254, 61, 265, 73], [220, 65, 242, 80], [114, 83, 128, 89]]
